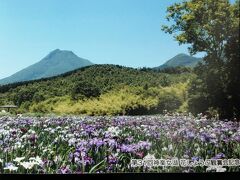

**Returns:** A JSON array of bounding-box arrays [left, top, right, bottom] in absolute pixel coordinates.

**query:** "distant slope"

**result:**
[[154, 53, 203, 70], [0, 49, 94, 85]]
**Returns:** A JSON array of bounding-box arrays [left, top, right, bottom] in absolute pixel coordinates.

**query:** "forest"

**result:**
[[0, 65, 194, 116]]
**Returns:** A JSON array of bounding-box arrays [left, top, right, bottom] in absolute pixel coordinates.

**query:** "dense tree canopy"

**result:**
[[0, 65, 193, 115], [163, 0, 240, 119]]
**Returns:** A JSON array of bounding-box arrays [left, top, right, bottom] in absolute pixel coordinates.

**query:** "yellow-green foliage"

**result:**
[[55, 86, 158, 115], [29, 83, 188, 115], [30, 96, 70, 113]]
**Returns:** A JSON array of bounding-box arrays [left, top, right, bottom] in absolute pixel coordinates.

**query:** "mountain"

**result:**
[[0, 49, 94, 85], [154, 53, 203, 70]]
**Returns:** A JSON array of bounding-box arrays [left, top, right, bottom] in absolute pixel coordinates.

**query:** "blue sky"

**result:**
[[0, 0, 226, 79]]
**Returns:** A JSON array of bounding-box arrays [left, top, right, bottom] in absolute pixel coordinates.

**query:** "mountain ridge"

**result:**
[[0, 52, 203, 85], [0, 49, 94, 85], [154, 53, 203, 70]]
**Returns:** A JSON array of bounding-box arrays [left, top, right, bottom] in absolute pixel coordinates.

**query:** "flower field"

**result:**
[[0, 114, 239, 174]]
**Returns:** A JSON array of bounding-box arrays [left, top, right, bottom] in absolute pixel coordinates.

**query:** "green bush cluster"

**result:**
[[28, 83, 188, 116]]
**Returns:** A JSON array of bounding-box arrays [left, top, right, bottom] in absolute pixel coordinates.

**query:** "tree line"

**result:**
[[162, 0, 239, 119]]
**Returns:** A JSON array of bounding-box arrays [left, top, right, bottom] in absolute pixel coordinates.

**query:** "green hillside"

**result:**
[[0, 64, 194, 115]]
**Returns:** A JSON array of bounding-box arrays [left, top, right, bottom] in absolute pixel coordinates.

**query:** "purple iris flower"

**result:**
[[29, 134, 37, 142], [84, 125, 95, 134], [84, 156, 94, 165], [107, 139, 117, 148], [75, 146, 85, 153], [213, 153, 225, 159], [74, 151, 80, 157], [96, 140, 104, 147], [69, 153, 74, 159], [89, 138, 105, 147], [138, 141, 152, 150], [200, 133, 211, 142], [5, 162, 14, 168], [120, 144, 135, 153], [186, 131, 195, 140], [234, 135, 240, 142], [192, 156, 200, 161], [59, 166, 72, 174]]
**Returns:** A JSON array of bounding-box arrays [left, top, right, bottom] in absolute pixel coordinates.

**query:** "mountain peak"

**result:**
[[175, 53, 188, 57], [154, 53, 203, 70], [53, 48, 61, 52], [50, 48, 74, 54], [0, 50, 94, 85], [45, 49, 76, 60], [172, 53, 195, 60]]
